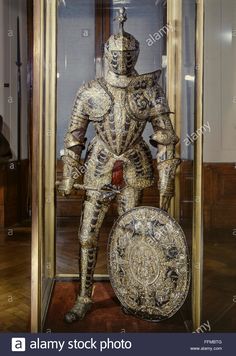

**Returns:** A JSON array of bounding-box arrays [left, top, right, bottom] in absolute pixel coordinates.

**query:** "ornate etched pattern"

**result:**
[[157, 158, 181, 196], [93, 81, 147, 156], [126, 70, 169, 121], [83, 138, 154, 191], [74, 80, 113, 120], [108, 207, 190, 322]]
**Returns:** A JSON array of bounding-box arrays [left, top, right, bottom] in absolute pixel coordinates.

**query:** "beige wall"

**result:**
[[0, 0, 28, 160], [204, 0, 236, 162]]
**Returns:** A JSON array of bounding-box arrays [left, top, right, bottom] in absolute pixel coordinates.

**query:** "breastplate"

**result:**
[[79, 70, 166, 156], [93, 85, 147, 156]]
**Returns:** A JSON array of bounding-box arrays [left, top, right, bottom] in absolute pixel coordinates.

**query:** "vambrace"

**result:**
[[157, 158, 181, 210], [61, 116, 89, 185], [150, 113, 181, 210]]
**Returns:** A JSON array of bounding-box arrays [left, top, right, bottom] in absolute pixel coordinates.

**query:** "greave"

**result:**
[[64, 195, 108, 323], [79, 246, 98, 298]]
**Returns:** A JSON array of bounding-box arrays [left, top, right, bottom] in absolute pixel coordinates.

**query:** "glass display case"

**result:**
[[31, 0, 203, 332]]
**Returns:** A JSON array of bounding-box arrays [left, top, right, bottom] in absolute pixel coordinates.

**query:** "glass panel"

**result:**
[[181, 0, 195, 161], [179, 0, 196, 330], [57, 0, 96, 159], [56, 0, 166, 276], [203, 0, 236, 332], [56, 0, 96, 275], [48, 0, 194, 332]]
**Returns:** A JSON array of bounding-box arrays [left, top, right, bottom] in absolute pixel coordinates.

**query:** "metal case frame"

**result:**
[[31, 0, 204, 332]]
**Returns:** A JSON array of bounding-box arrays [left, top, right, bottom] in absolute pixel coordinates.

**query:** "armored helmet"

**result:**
[[104, 7, 140, 75]]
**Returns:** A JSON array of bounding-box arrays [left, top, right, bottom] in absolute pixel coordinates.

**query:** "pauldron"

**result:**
[[75, 80, 113, 121], [126, 70, 169, 121]]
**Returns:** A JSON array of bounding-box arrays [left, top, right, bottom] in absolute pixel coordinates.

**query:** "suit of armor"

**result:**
[[58, 8, 180, 323]]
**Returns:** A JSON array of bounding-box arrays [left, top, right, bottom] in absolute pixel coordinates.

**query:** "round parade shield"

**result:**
[[108, 206, 190, 322]]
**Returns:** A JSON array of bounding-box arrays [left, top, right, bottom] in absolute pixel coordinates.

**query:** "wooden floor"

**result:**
[[0, 218, 235, 332], [0, 223, 31, 332], [202, 229, 236, 332], [44, 281, 191, 332]]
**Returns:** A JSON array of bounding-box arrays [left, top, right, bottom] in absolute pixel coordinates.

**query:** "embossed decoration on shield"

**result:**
[[108, 206, 190, 322]]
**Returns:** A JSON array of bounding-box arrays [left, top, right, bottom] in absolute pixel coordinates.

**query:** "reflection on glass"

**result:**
[[203, 0, 236, 332]]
